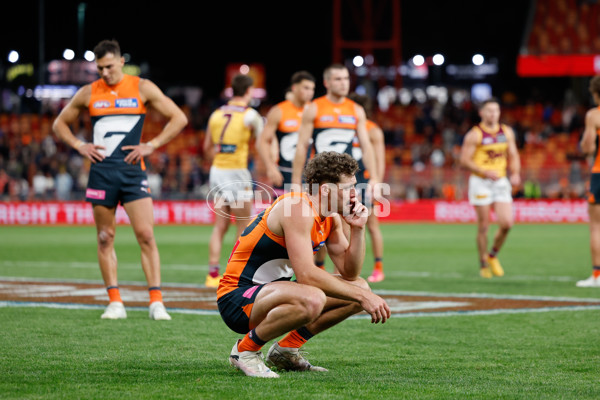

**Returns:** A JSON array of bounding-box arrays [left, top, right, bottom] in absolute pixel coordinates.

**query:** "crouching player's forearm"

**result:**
[[340, 225, 366, 280]]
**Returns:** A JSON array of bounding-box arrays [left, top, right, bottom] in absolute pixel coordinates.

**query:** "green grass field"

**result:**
[[1, 223, 600, 399]]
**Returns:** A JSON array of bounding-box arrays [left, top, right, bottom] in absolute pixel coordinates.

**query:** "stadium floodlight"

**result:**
[[8, 50, 19, 63], [432, 54, 445, 66], [84, 50, 95, 62], [63, 49, 75, 61], [472, 54, 484, 66], [239, 64, 250, 74], [353, 55, 364, 67], [412, 55, 425, 66]]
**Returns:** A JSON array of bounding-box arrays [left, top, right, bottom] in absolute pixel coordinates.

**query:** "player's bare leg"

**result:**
[[124, 198, 170, 320], [265, 277, 367, 372], [124, 198, 161, 287], [93, 204, 126, 319], [486, 201, 514, 277], [366, 213, 385, 282], [207, 202, 231, 287], [577, 204, 600, 287], [230, 199, 252, 239], [474, 204, 492, 278], [229, 281, 327, 376]]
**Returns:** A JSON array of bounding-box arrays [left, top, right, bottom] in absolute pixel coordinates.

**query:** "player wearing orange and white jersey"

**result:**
[[52, 39, 187, 320], [256, 71, 315, 193], [460, 98, 521, 279], [203, 74, 264, 287], [218, 152, 390, 378], [577, 75, 600, 287]]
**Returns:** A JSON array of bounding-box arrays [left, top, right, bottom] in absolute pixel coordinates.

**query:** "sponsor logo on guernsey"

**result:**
[[86, 189, 106, 200], [93, 100, 111, 109], [115, 98, 139, 108], [283, 119, 299, 128], [338, 115, 356, 124]]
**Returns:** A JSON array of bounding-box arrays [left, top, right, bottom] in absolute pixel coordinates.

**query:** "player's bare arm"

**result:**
[[274, 197, 389, 323], [122, 79, 188, 164], [257, 106, 284, 186], [52, 85, 106, 163], [326, 200, 369, 280], [581, 108, 600, 155], [202, 125, 215, 163], [291, 103, 316, 187], [460, 129, 499, 180], [505, 126, 521, 186], [354, 105, 380, 184], [370, 124, 386, 182]]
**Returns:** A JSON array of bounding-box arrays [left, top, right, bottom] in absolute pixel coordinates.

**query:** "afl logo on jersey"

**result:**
[[115, 98, 139, 108], [482, 137, 494, 145], [338, 115, 356, 124], [283, 119, 299, 128], [320, 115, 335, 123], [93, 100, 111, 109]]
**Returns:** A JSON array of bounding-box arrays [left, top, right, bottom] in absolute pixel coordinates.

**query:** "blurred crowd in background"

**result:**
[[0, 88, 591, 203]]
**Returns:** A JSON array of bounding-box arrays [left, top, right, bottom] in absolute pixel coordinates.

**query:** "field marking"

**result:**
[[2, 300, 599, 319], [1, 278, 600, 318], [0, 260, 584, 282]]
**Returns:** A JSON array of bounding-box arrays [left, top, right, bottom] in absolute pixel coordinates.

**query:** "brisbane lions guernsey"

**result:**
[[471, 123, 509, 178], [217, 192, 333, 300], [311, 96, 360, 156], [88, 74, 147, 168]]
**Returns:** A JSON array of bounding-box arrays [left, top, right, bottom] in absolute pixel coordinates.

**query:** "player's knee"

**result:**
[[135, 228, 155, 246], [301, 288, 327, 321], [97, 229, 115, 248], [499, 220, 513, 231]]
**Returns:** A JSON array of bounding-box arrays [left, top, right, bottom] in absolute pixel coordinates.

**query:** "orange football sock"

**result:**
[[278, 326, 314, 349], [237, 328, 266, 352], [592, 267, 600, 278], [107, 286, 122, 303], [149, 287, 163, 304], [374, 259, 383, 272]]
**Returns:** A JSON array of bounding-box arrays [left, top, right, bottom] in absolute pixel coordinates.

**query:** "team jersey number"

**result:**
[[216, 113, 237, 153], [314, 128, 355, 154], [93, 115, 141, 157]]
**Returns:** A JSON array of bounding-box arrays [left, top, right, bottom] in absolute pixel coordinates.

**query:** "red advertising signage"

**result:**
[[516, 54, 600, 77], [0, 200, 589, 225]]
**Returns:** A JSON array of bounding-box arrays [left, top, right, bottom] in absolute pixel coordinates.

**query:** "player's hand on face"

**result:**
[[343, 197, 368, 227], [78, 143, 106, 163], [122, 143, 155, 164]]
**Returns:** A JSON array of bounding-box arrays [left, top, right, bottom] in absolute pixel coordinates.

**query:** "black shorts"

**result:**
[[217, 284, 265, 334], [589, 173, 600, 204], [86, 164, 151, 207]]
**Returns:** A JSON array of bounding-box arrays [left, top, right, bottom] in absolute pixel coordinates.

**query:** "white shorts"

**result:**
[[468, 175, 512, 206], [209, 167, 253, 202]]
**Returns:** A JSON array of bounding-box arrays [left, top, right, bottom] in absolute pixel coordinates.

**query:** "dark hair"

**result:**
[[291, 70, 316, 85], [304, 152, 358, 194], [348, 92, 372, 117], [93, 39, 121, 59], [478, 97, 500, 110], [323, 63, 347, 80], [589, 76, 600, 97], [231, 74, 254, 97]]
